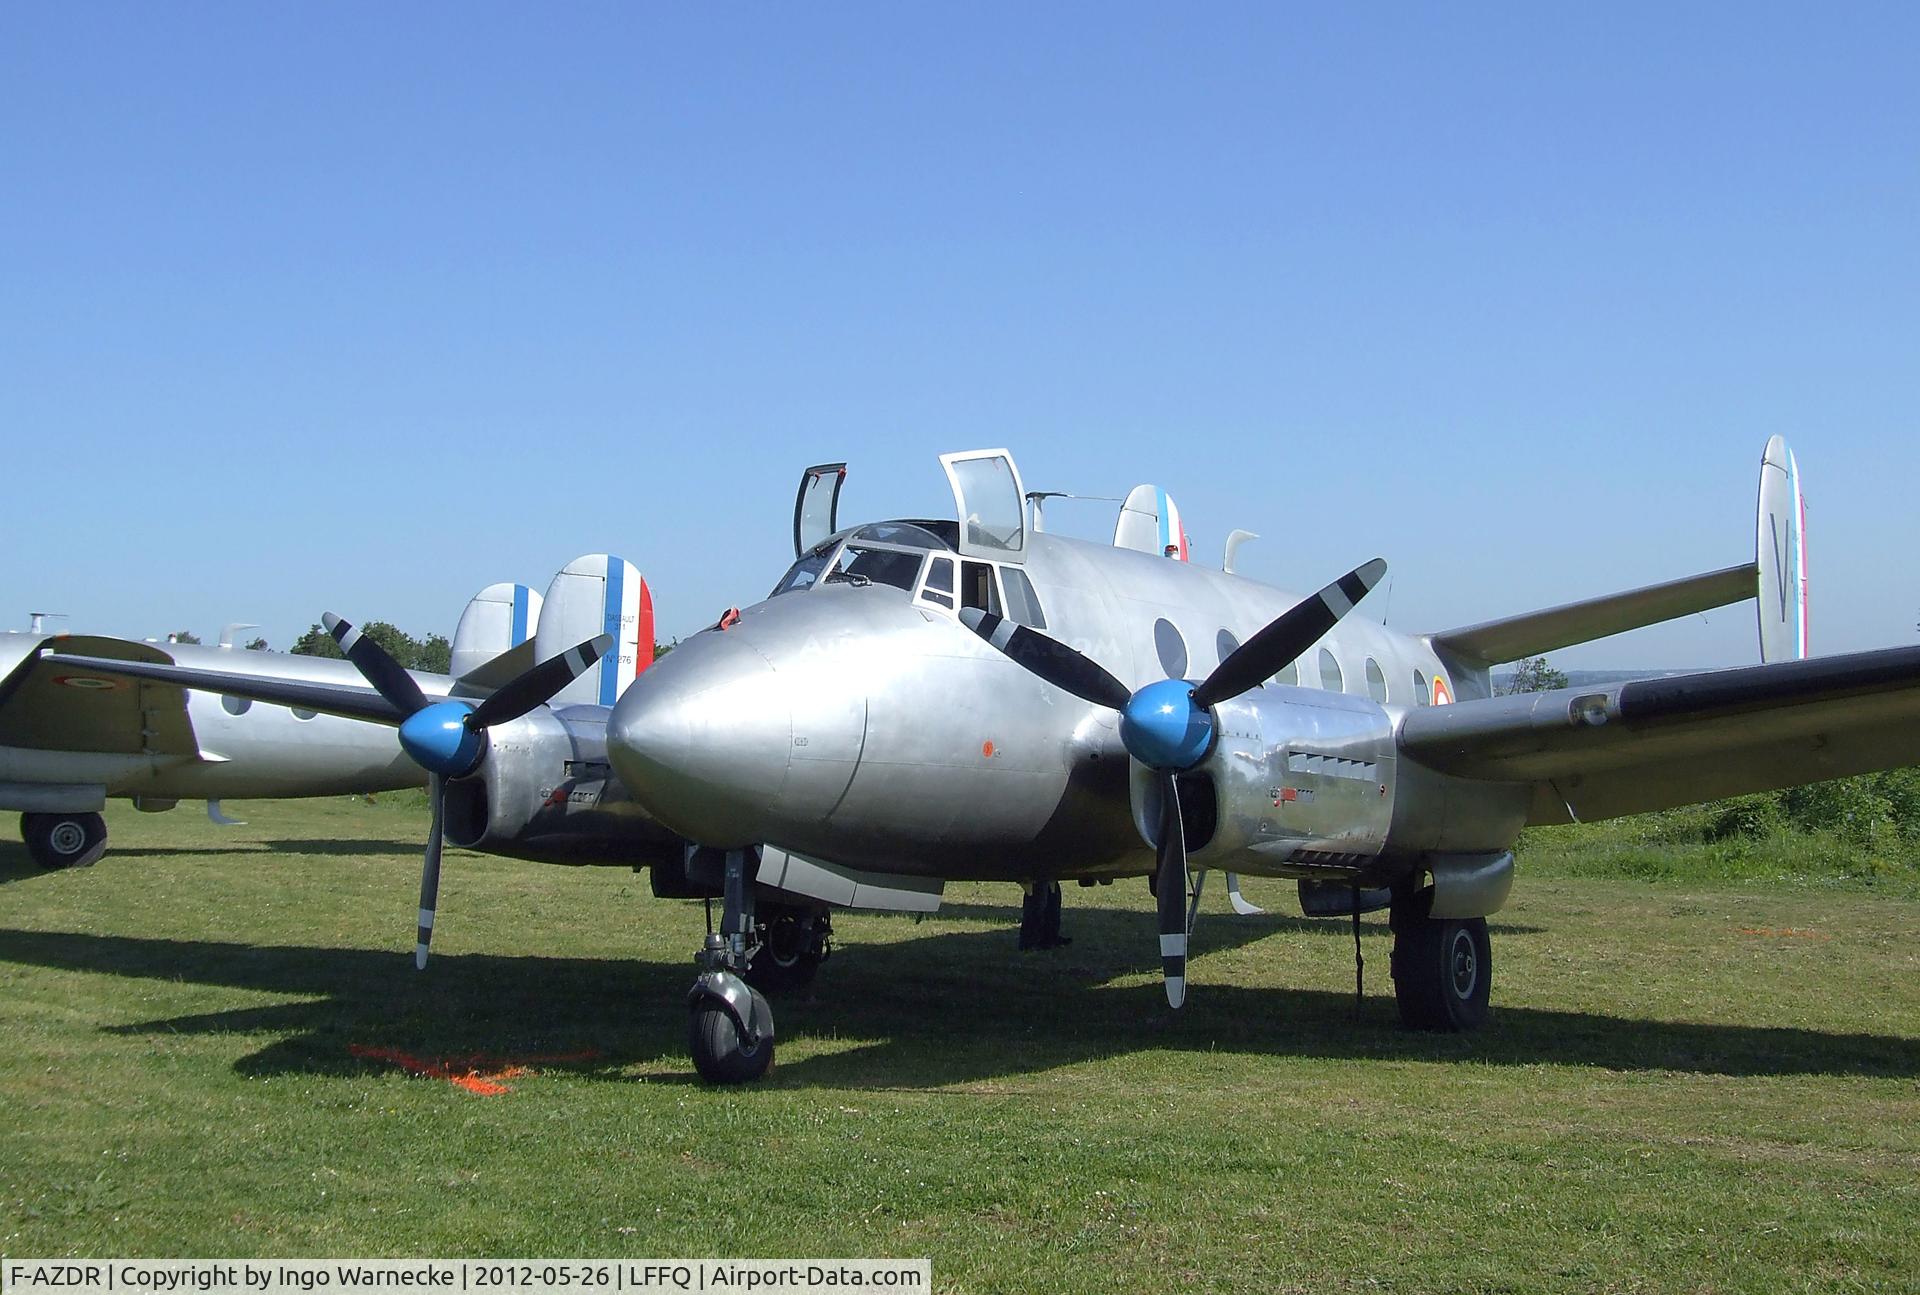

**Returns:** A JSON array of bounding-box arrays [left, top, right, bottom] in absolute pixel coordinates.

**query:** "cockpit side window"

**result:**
[[1001, 567, 1046, 629], [960, 561, 1002, 615], [919, 556, 956, 610]]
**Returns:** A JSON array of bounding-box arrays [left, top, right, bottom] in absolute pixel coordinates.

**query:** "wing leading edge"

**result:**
[[1398, 646, 1920, 825]]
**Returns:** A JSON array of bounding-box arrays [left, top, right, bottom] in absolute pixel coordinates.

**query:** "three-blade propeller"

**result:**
[[323, 614, 612, 969], [961, 557, 1387, 1007]]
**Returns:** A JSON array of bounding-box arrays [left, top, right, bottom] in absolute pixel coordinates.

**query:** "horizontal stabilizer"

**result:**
[[1428, 563, 1756, 668], [1399, 645, 1920, 824], [454, 638, 539, 693]]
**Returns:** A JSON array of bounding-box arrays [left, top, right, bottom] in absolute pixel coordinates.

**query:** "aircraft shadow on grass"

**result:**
[[0, 838, 427, 880], [1, 911, 1914, 1088]]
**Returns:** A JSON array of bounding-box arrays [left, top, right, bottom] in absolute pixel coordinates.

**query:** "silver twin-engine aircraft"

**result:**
[[45, 440, 1920, 1084]]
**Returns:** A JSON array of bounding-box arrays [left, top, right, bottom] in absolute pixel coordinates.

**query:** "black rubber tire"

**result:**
[[21, 811, 108, 870], [743, 911, 826, 995], [1390, 900, 1492, 1032], [689, 990, 775, 1084]]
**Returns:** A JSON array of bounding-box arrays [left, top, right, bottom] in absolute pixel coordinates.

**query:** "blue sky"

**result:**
[[4, 4, 1915, 668]]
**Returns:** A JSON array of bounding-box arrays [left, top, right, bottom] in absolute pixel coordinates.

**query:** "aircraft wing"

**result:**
[[1398, 646, 1920, 825], [36, 652, 405, 726], [0, 636, 202, 755]]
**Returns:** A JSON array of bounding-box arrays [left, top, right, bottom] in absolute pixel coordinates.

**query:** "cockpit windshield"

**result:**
[[827, 545, 923, 591], [772, 547, 835, 596], [769, 522, 950, 599]]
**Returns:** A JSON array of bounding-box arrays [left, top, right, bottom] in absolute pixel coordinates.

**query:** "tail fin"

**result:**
[[1429, 439, 1805, 669], [535, 555, 654, 708], [1756, 435, 1809, 663], [451, 582, 541, 681]]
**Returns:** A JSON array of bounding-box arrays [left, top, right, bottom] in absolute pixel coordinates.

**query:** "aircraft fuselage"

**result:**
[[611, 528, 1520, 884]]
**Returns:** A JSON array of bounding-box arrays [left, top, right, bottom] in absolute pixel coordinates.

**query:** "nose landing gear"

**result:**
[[686, 848, 776, 1083]]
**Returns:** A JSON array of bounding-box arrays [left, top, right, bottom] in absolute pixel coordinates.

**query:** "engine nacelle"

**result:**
[[443, 705, 680, 866], [1130, 685, 1398, 876]]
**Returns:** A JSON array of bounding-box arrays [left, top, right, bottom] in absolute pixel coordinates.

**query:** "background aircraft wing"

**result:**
[[1398, 646, 1920, 825], [0, 636, 201, 755], [36, 652, 405, 726]]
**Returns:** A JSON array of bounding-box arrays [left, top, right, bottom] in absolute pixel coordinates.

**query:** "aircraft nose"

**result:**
[[609, 635, 794, 848]]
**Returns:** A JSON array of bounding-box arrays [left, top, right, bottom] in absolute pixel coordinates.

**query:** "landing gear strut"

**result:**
[[1018, 881, 1071, 950], [1389, 890, 1492, 1032], [687, 848, 775, 1083], [20, 812, 107, 870]]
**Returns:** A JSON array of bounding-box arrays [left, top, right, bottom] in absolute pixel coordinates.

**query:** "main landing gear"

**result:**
[[1018, 881, 1071, 950], [1389, 890, 1492, 1032], [687, 848, 776, 1083], [20, 812, 107, 870]]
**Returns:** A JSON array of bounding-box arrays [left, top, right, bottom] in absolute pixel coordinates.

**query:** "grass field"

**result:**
[[2, 799, 1916, 1293]]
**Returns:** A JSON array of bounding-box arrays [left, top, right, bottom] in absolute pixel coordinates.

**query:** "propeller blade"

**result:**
[[1192, 558, 1388, 708], [415, 773, 445, 970], [325, 613, 430, 716], [1155, 770, 1189, 1009], [959, 609, 1132, 711], [467, 634, 615, 729]]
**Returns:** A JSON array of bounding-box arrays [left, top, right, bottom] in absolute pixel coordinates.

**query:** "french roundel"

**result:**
[[52, 675, 121, 691]]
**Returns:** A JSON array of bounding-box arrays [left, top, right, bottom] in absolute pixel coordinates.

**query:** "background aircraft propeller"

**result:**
[[961, 557, 1387, 1007], [323, 614, 612, 968]]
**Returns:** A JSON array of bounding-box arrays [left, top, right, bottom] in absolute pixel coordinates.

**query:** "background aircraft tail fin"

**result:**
[[1428, 438, 1806, 669], [535, 555, 653, 708], [451, 582, 541, 682], [1114, 485, 1190, 560]]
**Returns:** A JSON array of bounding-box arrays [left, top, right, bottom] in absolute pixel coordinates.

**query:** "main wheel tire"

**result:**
[[743, 911, 827, 995], [21, 812, 108, 870], [689, 989, 775, 1084], [1390, 902, 1492, 1032]]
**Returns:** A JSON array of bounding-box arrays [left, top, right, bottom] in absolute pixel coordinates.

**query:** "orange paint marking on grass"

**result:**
[[1738, 927, 1830, 940], [349, 1044, 601, 1095]]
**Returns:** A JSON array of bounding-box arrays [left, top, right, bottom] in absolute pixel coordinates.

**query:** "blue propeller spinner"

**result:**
[[962, 556, 1387, 1008], [1119, 677, 1219, 771], [397, 700, 488, 777], [323, 613, 613, 968]]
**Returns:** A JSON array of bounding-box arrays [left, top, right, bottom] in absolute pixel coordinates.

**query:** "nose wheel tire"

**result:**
[[689, 985, 775, 1084], [1390, 899, 1491, 1032], [21, 812, 108, 870]]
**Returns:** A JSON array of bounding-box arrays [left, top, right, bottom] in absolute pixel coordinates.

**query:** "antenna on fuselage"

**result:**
[[1025, 490, 1122, 534], [27, 612, 67, 635]]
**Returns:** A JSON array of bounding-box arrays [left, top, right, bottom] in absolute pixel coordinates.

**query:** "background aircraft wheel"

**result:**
[[689, 986, 775, 1084], [743, 908, 827, 995], [21, 812, 108, 869], [1390, 898, 1491, 1032]]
